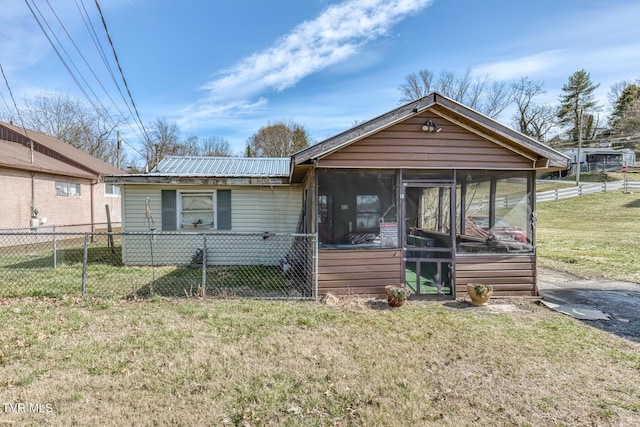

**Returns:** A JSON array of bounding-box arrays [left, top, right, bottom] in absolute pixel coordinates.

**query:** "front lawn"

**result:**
[[1, 298, 639, 426]]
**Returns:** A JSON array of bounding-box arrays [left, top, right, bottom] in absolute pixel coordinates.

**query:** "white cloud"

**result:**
[[471, 51, 565, 81], [200, 0, 432, 103]]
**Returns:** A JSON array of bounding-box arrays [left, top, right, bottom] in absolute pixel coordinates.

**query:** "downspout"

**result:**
[[90, 180, 96, 235], [29, 140, 38, 227], [31, 172, 36, 223]]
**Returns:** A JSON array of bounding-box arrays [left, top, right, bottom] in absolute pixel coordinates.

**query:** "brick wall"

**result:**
[[0, 167, 121, 229]]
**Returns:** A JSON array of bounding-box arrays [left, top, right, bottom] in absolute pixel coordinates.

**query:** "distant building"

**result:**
[[562, 147, 636, 175]]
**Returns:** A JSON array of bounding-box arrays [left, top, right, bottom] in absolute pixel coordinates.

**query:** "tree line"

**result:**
[[399, 68, 640, 145], [0, 92, 312, 171], [2, 68, 638, 170]]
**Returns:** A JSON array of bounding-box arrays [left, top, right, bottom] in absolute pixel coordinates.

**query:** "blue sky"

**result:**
[[1, 0, 640, 163]]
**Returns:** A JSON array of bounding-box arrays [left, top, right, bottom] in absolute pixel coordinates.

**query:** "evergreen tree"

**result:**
[[609, 83, 640, 134], [557, 69, 600, 141]]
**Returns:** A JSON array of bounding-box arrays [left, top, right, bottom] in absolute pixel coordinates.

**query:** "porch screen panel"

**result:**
[[317, 169, 397, 247], [456, 171, 533, 254]]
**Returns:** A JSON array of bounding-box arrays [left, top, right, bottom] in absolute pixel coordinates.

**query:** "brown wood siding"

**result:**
[[318, 113, 533, 169], [318, 248, 402, 295], [455, 254, 537, 297]]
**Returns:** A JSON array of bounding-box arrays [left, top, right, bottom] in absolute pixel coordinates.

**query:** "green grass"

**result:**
[[2, 190, 640, 425], [537, 191, 640, 282], [0, 241, 302, 299], [1, 298, 639, 426]]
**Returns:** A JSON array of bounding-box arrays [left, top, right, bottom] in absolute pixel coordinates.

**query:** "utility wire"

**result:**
[[74, 0, 147, 143], [94, 0, 150, 146], [1, 63, 35, 163], [44, 0, 131, 124], [24, 0, 107, 121], [23, 0, 147, 159]]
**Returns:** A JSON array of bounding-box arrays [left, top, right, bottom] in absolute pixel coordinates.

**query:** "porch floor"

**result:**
[[404, 264, 452, 296]]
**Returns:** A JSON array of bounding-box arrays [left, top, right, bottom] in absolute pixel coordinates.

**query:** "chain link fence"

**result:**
[[0, 231, 316, 300]]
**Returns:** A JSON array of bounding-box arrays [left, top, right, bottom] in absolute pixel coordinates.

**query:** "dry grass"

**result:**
[[537, 191, 640, 282], [1, 296, 639, 426]]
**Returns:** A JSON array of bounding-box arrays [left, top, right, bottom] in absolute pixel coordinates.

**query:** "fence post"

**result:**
[[81, 233, 89, 297], [555, 189, 558, 201], [53, 225, 57, 270], [578, 185, 582, 196], [314, 234, 319, 302], [201, 235, 207, 297]]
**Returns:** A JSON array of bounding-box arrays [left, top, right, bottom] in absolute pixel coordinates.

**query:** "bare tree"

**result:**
[[145, 118, 182, 170], [398, 69, 434, 101], [12, 91, 119, 164], [398, 69, 512, 118], [180, 136, 232, 157], [246, 120, 311, 157], [511, 77, 556, 141]]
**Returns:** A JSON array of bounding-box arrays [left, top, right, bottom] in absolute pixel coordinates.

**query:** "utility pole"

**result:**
[[116, 130, 121, 169], [576, 109, 583, 186]]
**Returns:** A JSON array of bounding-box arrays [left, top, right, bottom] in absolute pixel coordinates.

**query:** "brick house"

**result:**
[[0, 121, 124, 231]]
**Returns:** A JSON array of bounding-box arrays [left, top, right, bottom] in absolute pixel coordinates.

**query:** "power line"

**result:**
[[94, 0, 150, 146], [1, 63, 35, 163], [22, 0, 148, 160], [23, 0, 107, 120], [74, 0, 147, 143]]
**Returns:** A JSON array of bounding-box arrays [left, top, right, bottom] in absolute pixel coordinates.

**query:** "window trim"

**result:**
[[104, 183, 121, 197], [177, 190, 217, 231], [55, 181, 81, 197]]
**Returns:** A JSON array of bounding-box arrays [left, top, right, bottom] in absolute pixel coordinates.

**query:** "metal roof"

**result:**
[[153, 156, 290, 177]]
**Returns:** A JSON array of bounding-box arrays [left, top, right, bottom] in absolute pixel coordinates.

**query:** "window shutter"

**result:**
[[161, 190, 177, 231], [217, 190, 231, 230]]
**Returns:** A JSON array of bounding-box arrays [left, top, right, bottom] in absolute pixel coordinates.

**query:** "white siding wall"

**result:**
[[121, 184, 303, 265]]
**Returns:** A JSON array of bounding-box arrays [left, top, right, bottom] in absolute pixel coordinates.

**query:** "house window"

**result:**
[[179, 192, 215, 230], [105, 183, 121, 196], [55, 181, 81, 197], [356, 195, 380, 230]]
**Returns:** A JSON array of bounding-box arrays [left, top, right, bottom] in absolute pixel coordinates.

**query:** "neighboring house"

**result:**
[[562, 147, 636, 175], [0, 121, 124, 231], [107, 93, 569, 298]]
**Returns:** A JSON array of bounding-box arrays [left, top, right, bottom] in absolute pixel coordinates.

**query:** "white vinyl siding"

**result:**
[[120, 184, 303, 265], [232, 186, 302, 232]]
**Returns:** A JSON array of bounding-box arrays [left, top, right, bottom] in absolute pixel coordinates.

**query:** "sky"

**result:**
[[1, 0, 640, 165]]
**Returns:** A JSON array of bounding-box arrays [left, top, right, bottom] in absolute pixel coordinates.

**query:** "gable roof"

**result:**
[[0, 139, 95, 179], [292, 92, 569, 171], [0, 121, 124, 177]]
